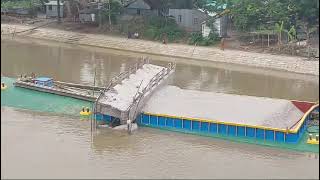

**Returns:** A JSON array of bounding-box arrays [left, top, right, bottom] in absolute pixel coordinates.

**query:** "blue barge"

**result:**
[[95, 86, 319, 144], [92, 61, 318, 145], [95, 104, 318, 144]]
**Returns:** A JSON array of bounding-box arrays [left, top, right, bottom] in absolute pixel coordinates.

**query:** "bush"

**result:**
[[101, 0, 123, 25], [1, 0, 40, 9], [142, 16, 186, 42], [188, 31, 220, 46], [158, 25, 185, 42], [188, 32, 203, 45], [144, 26, 159, 40]]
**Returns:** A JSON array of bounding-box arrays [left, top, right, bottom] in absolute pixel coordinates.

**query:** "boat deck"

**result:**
[[14, 80, 100, 102]]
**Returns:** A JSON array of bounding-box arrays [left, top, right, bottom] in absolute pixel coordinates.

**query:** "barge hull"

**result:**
[[94, 103, 318, 144], [137, 104, 319, 144]]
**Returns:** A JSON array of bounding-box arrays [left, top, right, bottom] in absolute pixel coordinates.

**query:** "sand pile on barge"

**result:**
[[99, 64, 165, 111], [142, 86, 304, 129]]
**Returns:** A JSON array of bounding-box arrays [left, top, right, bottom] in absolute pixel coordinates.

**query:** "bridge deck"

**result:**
[[95, 62, 175, 123], [98, 64, 165, 111]]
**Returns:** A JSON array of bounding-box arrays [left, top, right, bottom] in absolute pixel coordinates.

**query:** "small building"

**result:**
[[124, 0, 162, 16], [79, 8, 99, 24], [79, 2, 102, 24], [168, 9, 207, 32], [168, 8, 228, 37], [45, 0, 64, 18]]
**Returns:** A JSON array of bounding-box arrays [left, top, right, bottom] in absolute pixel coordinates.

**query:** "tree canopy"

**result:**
[[194, 0, 319, 32]]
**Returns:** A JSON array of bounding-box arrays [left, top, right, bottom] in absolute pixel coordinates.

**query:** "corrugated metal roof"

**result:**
[[45, 1, 64, 6], [35, 77, 53, 82], [124, 0, 161, 9]]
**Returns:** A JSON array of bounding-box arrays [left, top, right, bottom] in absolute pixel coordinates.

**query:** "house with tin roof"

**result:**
[[123, 0, 163, 16]]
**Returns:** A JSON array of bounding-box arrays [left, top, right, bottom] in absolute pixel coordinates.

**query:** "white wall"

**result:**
[[46, 5, 64, 17], [169, 9, 207, 32], [202, 23, 211, 37], [202, 18, 222, 37]]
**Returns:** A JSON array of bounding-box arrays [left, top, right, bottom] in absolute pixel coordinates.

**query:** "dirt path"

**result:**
[[1, 23, 319, 76]]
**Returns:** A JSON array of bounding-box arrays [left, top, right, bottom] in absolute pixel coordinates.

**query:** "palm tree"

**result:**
[[275, 21, 285, 50]]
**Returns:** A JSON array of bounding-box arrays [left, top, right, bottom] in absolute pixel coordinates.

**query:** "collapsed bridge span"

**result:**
[[94, 59, 175, 125]]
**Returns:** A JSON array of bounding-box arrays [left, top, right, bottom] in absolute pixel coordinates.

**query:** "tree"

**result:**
[[193, 0, 232, 35], [170, 0, 192, 9], [274, 21, 286, 49], [287, 25, 297, 42], [159, 0, 172, 26], [195, 0, 318, 33], [57, 0, 60, 23], [102, 0, 123, 28], [297, 20, 318, 43], [294, 0, 319, 42]]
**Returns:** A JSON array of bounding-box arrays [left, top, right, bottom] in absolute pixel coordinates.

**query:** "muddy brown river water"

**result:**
[[1, 37, 319, 179]]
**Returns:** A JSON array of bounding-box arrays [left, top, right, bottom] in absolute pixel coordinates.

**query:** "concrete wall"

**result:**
[[46, 5, 64, 17], [79, 13, 97, 23], [169, 9, 207, 32]]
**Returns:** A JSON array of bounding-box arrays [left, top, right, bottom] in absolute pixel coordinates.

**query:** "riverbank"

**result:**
[[1, 23, 319, 76]]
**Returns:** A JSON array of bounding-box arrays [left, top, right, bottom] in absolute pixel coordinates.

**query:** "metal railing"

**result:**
[[107, 57, 149, 87], [127, 62, 176, 121], [92, 59, 175, 128], [93, 57, 150, 115]]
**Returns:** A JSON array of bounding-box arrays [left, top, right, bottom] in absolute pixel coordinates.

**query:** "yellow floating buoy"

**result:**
[[1, 83, 7, 90], [80, 107, 92, 116], [80, 111, 92, 116], [307, 134, 319, 145], [307, 138, 319, 145]]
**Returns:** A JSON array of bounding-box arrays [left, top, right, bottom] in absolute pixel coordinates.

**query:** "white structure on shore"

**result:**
[[45, 1, 64, 18]]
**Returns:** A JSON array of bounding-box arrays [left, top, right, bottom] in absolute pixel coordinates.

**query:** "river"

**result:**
[[1, 37, 319, 179]]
